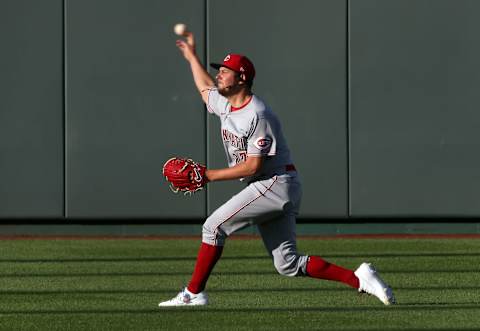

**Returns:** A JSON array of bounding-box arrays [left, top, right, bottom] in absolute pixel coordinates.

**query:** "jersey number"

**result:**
[[233, 151, 247, 164]]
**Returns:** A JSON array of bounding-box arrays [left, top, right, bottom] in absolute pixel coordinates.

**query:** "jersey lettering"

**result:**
[[222, 129, 247, 150]]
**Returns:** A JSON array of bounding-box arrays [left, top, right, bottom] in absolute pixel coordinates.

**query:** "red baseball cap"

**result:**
[[211, 54, 256, 82]]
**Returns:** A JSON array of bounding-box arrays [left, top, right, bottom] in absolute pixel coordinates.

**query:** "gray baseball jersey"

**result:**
[[207, 88, 293, 182], [202, 88, 308, 277]]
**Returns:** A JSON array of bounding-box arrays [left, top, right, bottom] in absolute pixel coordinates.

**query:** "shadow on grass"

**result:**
[[1, 286, 480, 295], [0, 268, 479, 278], [0, 271, 275, 278], [0, 304, 479, 316], [1, 252, 480, 264], [0, 256, 279, 263]]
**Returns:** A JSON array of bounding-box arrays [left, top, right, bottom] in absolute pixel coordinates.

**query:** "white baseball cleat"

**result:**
[[158, 288, 208, 307], [354, 262, 396, 305]]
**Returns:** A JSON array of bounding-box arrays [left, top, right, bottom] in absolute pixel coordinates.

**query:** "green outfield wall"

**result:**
[[1, 0, 480, 222]]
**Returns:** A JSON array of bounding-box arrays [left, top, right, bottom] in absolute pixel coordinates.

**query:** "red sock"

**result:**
[[187, 242, 224, 294], [306, 256, 359, 289]]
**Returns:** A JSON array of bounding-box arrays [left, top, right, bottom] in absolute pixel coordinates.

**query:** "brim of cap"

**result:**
[[210, 63, 238, 72]]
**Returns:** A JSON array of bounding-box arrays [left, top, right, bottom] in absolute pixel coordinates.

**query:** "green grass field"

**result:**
[[0, 237, 479, 330]]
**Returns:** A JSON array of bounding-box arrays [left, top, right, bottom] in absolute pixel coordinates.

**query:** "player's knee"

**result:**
[[272, 251, 303, 277], [202, 221, 227, 246]]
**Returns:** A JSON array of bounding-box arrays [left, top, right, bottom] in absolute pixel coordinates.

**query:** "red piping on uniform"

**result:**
[[206, 90, 216, 114], [207, 103, 215, 114], [213, 176, 278, 245], [230, 95, 253, 112]]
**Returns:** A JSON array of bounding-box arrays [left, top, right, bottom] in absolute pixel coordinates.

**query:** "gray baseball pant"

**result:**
[[202, 173, 309, 277]]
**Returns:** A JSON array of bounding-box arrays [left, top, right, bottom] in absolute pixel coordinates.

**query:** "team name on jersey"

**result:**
[[222, 129, 247, 150]]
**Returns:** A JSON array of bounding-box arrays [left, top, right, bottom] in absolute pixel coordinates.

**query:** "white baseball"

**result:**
[[174, 23, 187, 36]]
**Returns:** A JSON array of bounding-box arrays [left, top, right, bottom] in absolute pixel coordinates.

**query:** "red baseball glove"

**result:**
[[162, 157, 208, 194]]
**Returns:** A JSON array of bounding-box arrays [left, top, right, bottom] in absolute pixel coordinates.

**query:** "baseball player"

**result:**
[[159, 31, 396, 307]]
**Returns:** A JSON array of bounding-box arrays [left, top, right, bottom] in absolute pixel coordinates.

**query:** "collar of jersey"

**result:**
[[230, 95, 253, 112]]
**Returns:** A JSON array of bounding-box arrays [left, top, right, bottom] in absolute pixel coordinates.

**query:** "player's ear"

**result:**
[[239, 73, 247, 84]]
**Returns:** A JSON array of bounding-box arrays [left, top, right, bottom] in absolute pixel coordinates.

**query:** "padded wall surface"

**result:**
[[66, 0, 206, 218], [3, 0, 480, 220], [0, 0, 64, 217], [350, 0, 480, 216]]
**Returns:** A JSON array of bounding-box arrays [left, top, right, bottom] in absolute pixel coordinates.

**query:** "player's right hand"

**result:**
[[176, 32, 196, 62]]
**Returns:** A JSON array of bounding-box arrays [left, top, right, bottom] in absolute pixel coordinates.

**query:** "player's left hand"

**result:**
[[162, 157, 208, 195]]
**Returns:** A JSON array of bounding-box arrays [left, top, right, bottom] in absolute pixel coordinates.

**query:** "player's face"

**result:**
[[216, 67, 240, 96]]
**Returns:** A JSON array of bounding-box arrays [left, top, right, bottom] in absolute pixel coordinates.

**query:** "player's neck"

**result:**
[[227, 89, 252, 109]]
